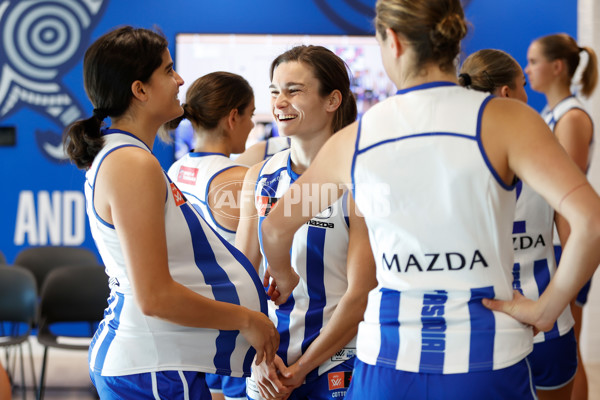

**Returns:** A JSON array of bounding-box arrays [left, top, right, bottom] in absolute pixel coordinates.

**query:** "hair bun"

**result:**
[[458, 73, 472, 87], [433, 13, 467, 45]]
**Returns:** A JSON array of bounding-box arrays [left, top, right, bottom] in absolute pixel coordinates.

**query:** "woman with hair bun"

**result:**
[[526, 32, 598, 400], [64, 26, 277, 399], [461, 48, 578, 400], [257, 1, 600, 399]]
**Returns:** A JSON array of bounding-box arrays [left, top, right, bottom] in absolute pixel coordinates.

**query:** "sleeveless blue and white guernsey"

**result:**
[[352, 82, 532, 374], [255, 149, 354, 379], [263, 136, 291, 160], [512, 181, 574, 343], [87, 129, 267, 377], [168, 152, 241, 244]]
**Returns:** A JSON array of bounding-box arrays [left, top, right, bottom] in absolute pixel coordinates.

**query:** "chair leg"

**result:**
[[27, 340, 38, 400], [18, 345, 25, 400], [37, 347, 48, 400]]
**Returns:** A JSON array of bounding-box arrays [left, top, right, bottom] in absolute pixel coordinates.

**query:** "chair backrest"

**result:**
[[38, 264, 110, 328], [0, 250, 6, 265], [14, 246, 98, 292], [0, 265, 37, 324]]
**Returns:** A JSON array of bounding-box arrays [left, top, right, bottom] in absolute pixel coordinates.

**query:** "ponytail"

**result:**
[[63, 115, 105, 169], [580, 46, 598, 97]]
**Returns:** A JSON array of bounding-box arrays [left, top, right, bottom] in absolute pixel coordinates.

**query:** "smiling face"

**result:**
[[525, 41, 555, 94], [144, 49, 185, 124], [269, 61, 333, 139]]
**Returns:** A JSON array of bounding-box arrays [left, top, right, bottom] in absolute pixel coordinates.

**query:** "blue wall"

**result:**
[[0, 0, 576, 263]]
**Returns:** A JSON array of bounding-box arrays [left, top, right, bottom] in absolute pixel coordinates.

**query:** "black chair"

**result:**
[[36, 264, 109, 400], [14, 246, 98, 294], [0, 265, 38, 400]]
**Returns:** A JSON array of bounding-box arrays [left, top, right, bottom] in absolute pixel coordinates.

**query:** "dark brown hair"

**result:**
[[63, 26, 168, 169], [165, 71, 253, 134], [270, 45, 357, 133], [375, 0, 467, 73]]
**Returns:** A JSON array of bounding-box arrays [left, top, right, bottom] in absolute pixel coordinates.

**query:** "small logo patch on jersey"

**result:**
[[256, 195, 278, 217], [314, 206, 333, 219], [328, 371, 352, 391], [170, 182, 186, 206], [331, 348, 355, 361], [177, 166, 198, 185]]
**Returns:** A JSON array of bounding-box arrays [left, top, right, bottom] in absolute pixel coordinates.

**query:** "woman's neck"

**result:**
[[544, 84, 573, 110], [194, 131, 230, 156], [110, 118, 160, 150], [289, 130, 332, 175], [395, 62, 458, 89]]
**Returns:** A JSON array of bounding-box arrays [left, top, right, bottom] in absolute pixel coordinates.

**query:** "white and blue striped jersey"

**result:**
[[87, 129, 267, 377], [168, 152, 240, 244], [263, 136, 291, 160], [255, 150, 354, 379], [512, 181, 574, 343], [352, 82, 532, 374]]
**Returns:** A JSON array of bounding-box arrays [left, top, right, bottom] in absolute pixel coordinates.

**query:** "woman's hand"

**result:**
[[483, 290, 549, 332], [265, 267, 300, 306], [253, 355, 291, 400], [240, 311, 280, 365]]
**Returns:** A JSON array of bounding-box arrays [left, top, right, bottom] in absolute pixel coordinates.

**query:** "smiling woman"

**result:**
[[235, 45, 377, 400], [62, 25, 277, 400]]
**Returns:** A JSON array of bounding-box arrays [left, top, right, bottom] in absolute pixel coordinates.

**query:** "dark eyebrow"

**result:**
[[269, 82, 305, 90]]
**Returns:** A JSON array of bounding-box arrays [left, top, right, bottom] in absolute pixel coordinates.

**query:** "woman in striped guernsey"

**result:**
[[63, 26, 278, 400], [460, 49, 577, 400], [236, 45, 377, 400], [525, 33, 598, 400], [258, 1, 600, 399]]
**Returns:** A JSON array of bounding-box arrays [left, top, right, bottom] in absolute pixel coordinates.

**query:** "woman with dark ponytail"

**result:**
[[525, 32, 598, 400], [257, 1, 600, 399], [65, 26, 277, 399], [236, 45, 376, 400]]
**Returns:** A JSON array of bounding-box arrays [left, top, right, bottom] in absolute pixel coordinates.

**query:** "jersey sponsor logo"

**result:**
[[331, 348, 355, 361], [256, 195, 278, 217], [170, 183, 186, 207], [421, 290, 448, 353], [306, 219, 335, 229], [327, 371, 352, 391], [512, 234, 546, 251], [109, 276, 120, 287], [177, 166, 198, 185], [382, 250, 489, 272]]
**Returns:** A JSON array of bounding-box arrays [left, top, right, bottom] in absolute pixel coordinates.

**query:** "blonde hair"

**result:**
[[374, 0, 467, 72]]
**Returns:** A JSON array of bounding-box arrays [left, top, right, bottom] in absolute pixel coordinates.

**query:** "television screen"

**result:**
[[173, 33, 396, 160]]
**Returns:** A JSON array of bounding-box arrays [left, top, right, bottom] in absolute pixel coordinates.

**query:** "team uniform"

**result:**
[[513, 179, 577, 389], [167, 152, 247, 400], [247, 149, 355, 400], [87, 130, 267, 399], [348, 82, 536, 399], [542, 95, 595, 306], [263, 136, 291, 160]]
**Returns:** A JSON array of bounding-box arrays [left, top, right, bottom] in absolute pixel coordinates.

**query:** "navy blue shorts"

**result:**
[[205, 373, 246, 399], [528, 328, 577, 390], [90, 369, 211, 399], [554, 245, 592, 306], [247, 359, 354, 400], [345, 358, 537, 400]]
